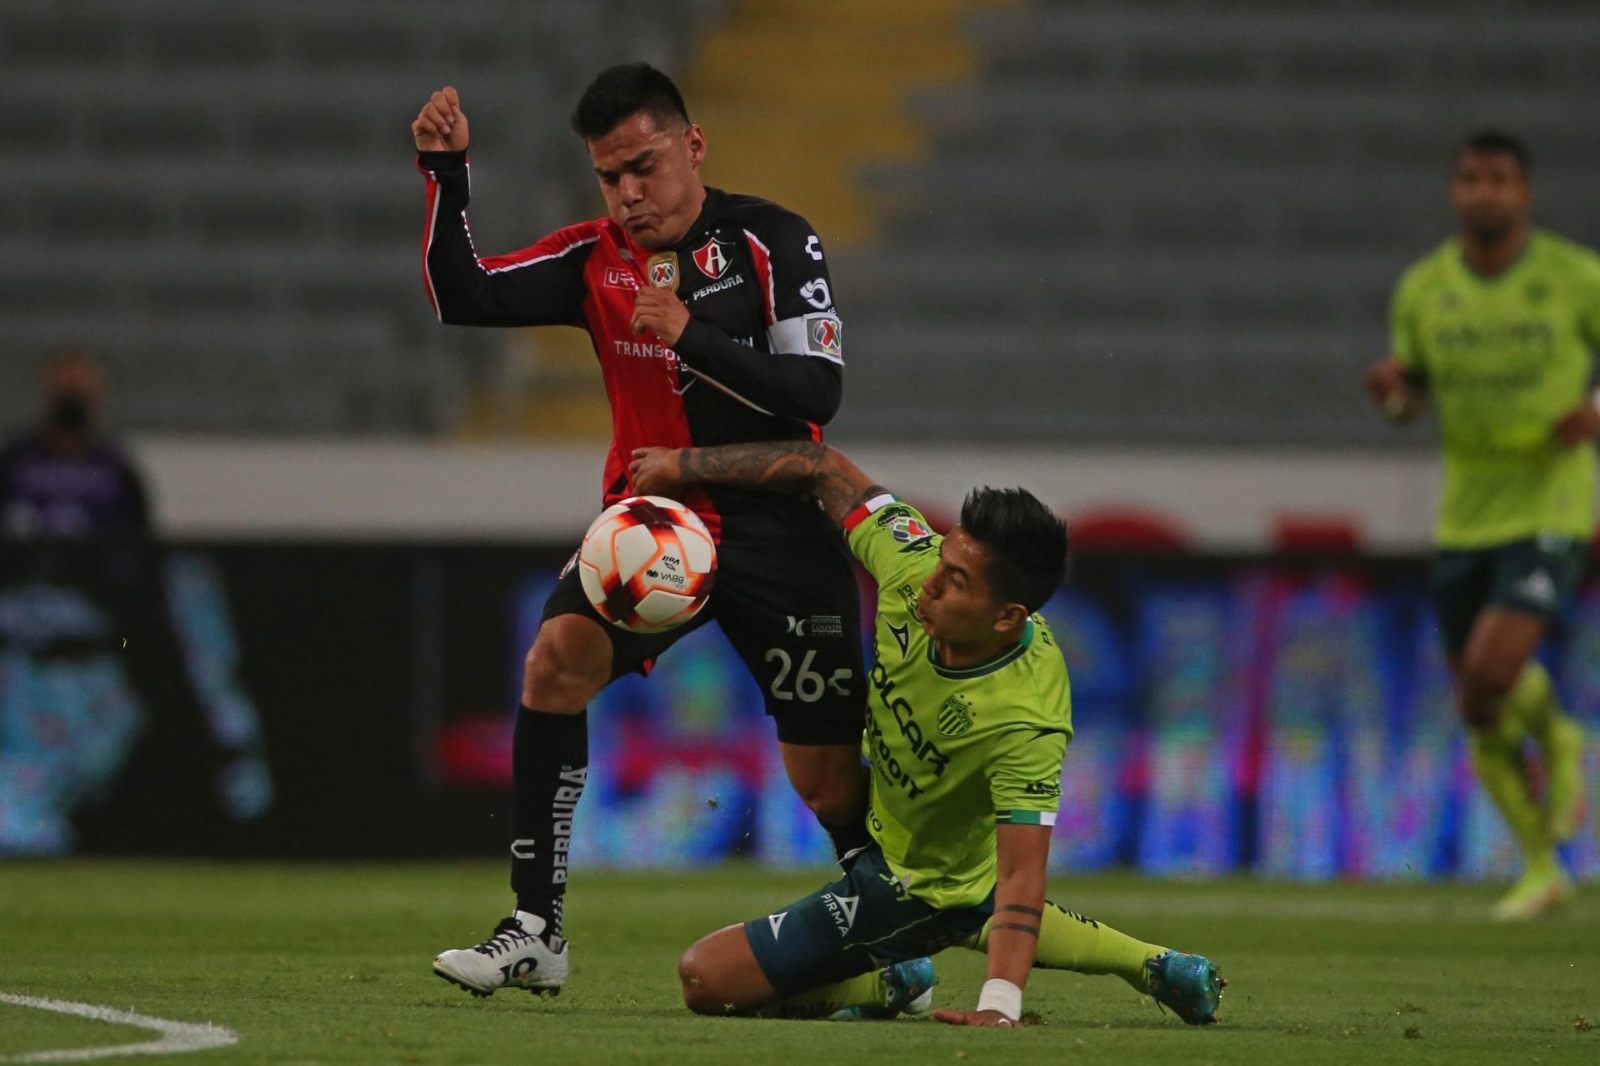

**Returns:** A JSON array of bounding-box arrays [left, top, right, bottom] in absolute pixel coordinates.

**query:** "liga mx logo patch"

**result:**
[[937, 694, 974, 738], [646, 252, 679, 291], [889, 513, 933, 549], [807, 315, 841, 358], [691, 238, 733, 279]]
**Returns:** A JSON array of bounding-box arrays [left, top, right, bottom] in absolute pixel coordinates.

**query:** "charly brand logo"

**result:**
[[800, 277, 832, 310], [937, 694, 973, 737], [646, 252, 679, 291]]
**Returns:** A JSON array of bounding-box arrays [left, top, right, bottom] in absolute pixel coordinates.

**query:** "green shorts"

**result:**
[[1429, 535, 1590, 657], [742, 845, 994, 996]]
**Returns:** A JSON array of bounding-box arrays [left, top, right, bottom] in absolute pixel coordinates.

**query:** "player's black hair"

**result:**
[[958, 487, 1071, 615], [571, 62, 690, 140], [1458, 130, 1531, 175]]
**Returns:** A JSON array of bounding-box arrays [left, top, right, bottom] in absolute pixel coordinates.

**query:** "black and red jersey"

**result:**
[[417, 150, 846, 547]]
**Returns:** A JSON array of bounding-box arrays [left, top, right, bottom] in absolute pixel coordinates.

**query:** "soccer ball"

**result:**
[[578, 495, 717, 633]]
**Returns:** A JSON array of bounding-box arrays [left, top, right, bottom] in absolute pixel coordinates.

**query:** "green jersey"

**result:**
[[1390, 229, 1600, 548], [843, 494, 1073, 910]]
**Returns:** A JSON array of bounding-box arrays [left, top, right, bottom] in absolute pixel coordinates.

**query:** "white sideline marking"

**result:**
[[0, 994, 237, 1063]]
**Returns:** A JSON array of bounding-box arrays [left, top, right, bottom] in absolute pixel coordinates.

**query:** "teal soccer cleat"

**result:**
[[1147, 951, 1226, 1025], [830, 958, 937, 1020]]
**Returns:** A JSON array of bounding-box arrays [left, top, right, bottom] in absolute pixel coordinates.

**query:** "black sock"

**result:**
[[823, 816, 874, 866], [510, 705, 588, 942]]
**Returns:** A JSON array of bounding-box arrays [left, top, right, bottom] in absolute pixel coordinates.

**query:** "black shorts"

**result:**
[[1429, 535, 1590, 657], [543, 531, 865, 746], [743, 844, 993, 996]]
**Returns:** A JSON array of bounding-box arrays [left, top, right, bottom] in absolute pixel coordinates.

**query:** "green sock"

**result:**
[[753, 970, 884, 1019], [968, 901, 1164, 996], [1501, 662, 1564, 742], [1467, 723, 1556, 877], [1503, 660, 1586, 840]]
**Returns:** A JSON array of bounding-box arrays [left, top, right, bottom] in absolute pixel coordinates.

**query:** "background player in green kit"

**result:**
[[1365, 131, 1598, 920], [630, 442, 1224, 1028]]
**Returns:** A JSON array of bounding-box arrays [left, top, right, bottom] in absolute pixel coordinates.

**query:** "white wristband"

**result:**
[[977, 978, 1022, 1021]]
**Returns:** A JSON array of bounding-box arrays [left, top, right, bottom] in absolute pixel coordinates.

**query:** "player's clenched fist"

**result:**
[[413, 87, 470, 152], [631, 287, 691, 345]]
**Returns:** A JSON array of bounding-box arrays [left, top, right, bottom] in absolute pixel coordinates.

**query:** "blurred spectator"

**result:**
[[0, 352, 271, 855], [1, 351, 149, 542]]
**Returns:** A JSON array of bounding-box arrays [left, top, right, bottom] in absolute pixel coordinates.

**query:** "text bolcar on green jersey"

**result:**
[[843, 493, 1072, 910], [1391, 229, 1600, 549]]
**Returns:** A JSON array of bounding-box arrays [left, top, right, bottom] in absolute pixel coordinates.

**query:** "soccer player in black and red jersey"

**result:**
[[414, 64, 870, 997]]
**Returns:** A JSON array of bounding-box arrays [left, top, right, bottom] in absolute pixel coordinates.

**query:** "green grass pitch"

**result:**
[[1, 861, 1595, 1064]]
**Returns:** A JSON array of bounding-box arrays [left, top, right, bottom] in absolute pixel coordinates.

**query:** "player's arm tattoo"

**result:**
[[993, 903, 1042, 938], [676, 442, 881, 526]]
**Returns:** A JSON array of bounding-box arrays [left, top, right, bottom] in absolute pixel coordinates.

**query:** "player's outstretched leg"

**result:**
[[434, 615, 609, 996], [679, 849, 957, 1021], [965, 901, 1225, 1024], [677, 923, 925, 1020], [432, 706, 585, 996]]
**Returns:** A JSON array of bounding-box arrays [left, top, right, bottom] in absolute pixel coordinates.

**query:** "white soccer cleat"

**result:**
[[433, 911, 568, 997]]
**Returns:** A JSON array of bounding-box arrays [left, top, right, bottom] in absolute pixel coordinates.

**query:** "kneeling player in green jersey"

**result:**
[[1365, 131, 1598, 920], [630, 442, 1224, 1028]]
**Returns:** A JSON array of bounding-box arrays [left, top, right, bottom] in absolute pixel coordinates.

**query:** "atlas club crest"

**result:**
[[691, 238, 733, 280]]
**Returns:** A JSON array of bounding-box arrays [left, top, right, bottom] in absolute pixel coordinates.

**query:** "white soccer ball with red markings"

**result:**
[[578, 495, 717, 633]]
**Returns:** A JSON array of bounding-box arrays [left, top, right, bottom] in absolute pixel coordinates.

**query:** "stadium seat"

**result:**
[[831, 0, 1600, 445], [1270, 514, 1365, 554], [0, 0, 719, 434], [1066, 507, 1193, 553]]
